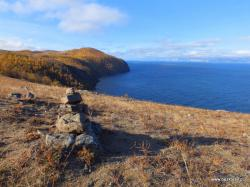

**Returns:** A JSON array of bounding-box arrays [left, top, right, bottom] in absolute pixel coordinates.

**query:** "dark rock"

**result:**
[[8, 92, 22, 99], [61, 93, 82, 104], [25, 92, 35, 99]]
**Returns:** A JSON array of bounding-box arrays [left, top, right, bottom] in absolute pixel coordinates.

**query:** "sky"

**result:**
[[0, 0, 250, 61]]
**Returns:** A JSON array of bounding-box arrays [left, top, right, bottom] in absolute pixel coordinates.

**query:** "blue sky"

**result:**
[[0, 0, 250, 60]]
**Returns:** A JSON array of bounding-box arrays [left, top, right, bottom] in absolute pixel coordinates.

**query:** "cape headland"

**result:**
[[0, 48, 129, 90]]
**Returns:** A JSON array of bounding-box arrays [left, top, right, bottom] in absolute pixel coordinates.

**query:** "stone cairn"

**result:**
[[44, 88, 101, 155]]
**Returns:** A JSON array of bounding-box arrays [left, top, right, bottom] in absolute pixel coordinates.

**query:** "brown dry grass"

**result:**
[[0, 75, 249, 186]]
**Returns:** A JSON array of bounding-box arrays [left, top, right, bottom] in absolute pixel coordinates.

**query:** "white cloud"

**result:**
[[0, 0, 125, 32], [0, 38, 37, 50], [58, 3, 124, 32], [114, 39, 223, 60], [233, 50, 250, 57], [111, 38, 250, 60]]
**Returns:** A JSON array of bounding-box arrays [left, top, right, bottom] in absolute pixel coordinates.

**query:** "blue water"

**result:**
[[96, 62, 250, 113]]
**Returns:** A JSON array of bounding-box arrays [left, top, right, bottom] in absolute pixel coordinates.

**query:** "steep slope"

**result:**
[[0, 48, 129, 89], [64, 48, 129, 76]]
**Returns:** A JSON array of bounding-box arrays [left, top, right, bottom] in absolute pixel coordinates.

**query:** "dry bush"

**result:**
[[0, 143, 68, 186], [77, 148, 95, 167], [170, 139, 191, 153], [141, 113, 167, 131], [134, 141, 151, 156], [24, 132, 40, 142], [115, 140, 231, 186], [26, 117, 48, 126], [30, 143, 69, 186], [0, 148, 33, 186], [108, 169, 125, 187], [23, 127, 41, 142]]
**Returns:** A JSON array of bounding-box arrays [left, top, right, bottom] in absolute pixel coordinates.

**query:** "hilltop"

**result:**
[[0, 48, 129, 89], [0, 75, 249, 186]]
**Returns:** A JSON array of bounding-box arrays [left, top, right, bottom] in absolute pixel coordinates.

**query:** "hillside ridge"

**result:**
[[0, 48, 129, 89]]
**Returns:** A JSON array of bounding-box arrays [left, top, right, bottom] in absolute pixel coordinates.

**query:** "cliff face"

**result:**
[[0, 48, 129, 89]]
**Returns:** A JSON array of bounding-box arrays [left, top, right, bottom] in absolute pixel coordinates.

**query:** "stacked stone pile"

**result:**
[[44, 88, 101, 154]]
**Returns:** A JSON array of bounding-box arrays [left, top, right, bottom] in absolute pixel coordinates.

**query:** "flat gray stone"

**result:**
[[75, 133, 100, 153], [74, 122, 101, 152], [75, 134, 95, 147], [45, 134, 75, 148], [56, 113, 88, 133]]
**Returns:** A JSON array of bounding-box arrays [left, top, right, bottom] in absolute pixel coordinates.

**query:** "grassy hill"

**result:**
[[0, 75, 249, 186], [0, 48, 129, 89]]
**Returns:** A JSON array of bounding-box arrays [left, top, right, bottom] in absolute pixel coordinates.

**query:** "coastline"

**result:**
[[96, 62, 250, 114], [0, 74, 248, 115]]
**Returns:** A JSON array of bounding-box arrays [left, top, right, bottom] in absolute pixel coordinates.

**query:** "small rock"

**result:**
[[37, 130, 46, 137], [243, 133, 249, 139], [56, 113, 88, 133], [45, 133, 75, 148], [59, 104, 87, 113], [25, 92, 35, 99], [66, 88, 75, 95], [61, 93, 82, 104], [75, 134, 96, 147], [75, 122, 101, 152], [75, 133, 100, 153], [8, 92, 22, 99], [78, 90, 88, 94]]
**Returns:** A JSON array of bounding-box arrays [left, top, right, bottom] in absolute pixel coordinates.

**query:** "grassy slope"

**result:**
[[0, 48, 129, 89], [0, 75, 249, 186]]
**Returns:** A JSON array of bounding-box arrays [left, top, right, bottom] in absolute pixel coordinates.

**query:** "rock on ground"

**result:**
[[56, 113, 89, 133], [45, 133, 75, 148], [61, 93, 82, 104], [8, 92, 22, 99], [59, 104, 88, 113]]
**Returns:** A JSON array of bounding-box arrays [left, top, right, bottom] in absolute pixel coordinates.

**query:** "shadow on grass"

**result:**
[[99, 125, 236, 159], [99, 128, 166, 157], [167, 135, 236, 146]]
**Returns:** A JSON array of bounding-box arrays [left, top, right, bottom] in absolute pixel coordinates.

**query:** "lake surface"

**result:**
[[96, 62, 250, 113]]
